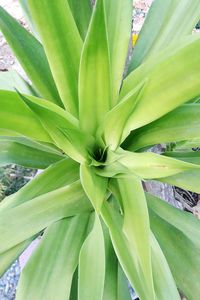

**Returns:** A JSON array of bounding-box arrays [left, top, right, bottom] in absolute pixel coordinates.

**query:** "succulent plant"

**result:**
[[0, 1, 200, 299]]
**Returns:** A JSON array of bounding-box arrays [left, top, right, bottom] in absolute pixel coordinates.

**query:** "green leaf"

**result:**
[[147, 193, 200, 248], [0, 158, 79, 211], [78, 213, 105, 300], [79, 0, 111, 135], [28, 0, 82, 116], [80, 163, 108, 212], [102, 225, 118, 300], [163, 150, 200, 164], [97, 80, 146, 150], [0, 70, 37, 95], [129, 0, 200, 71], [70, 269, 78, 300], [101, 199, 149, 300], [0, 90, 51, 142], [0, 138, 64, 169], [129, 0, 172, 71], [105, 0, 132, 104], [117, 265, 132, 300], [16, 215, 89, 300], [110, 177, 155, 300], [0, 181, 91, 253], [173, 139, 200, 151], [126, 104, 200, 151], [120, 37, 200, 132], [160, 169, 200, 195], [147, 193, 200, 300], [0, 7, 62, 106], [19, 92, 90, 163], [0, 136, 62, 155], [97, 149, 200, 179], [0, 238, 34, 277], [150, 233, 180, 300], [102, 225, 132, 300], [68, 0, 92, 40], [147, 1, 200, 57], [122, 34, 200, 104]]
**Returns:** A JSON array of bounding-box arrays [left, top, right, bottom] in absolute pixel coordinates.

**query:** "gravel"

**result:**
[[0, 261, 20, 300]]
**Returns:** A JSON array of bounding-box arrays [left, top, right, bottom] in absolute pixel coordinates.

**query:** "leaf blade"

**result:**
[[0, 158, 79, 212], [150, 232, 180, 300], [97, 149, 200, 179], [78, 213, 105, 300], [0, 181, 91, 253], [0, 138, 64, 169], [147, 193, 200, 300], [129, 0, 200, 71], [28, 0, 82, 116], [105, 0, 132, 104], [0, 7, 62, 106], [121, 37, 200, 133], [79, 0, 111, 135], [126, 104, 200, 151], [80, 163, 108, 212], [67, 0, 92, 40], [0, 90, 51, 142], [110, 177, 155, 299], [16, 215, 89, 300]]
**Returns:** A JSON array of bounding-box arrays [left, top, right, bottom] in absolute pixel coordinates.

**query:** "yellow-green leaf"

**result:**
[[80, 163, 108, 212], [79, 0, 111, 135], [78, 213, 105, 300], [28, 0, 82, 116], [0, 7, 62, 106], [16, 215, 89, 300]]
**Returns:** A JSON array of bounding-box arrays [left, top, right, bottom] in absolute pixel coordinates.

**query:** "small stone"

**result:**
[[4, 283, 9, 294]]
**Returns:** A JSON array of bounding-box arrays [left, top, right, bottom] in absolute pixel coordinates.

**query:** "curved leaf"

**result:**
[[19, 92, 91, 162], [160, 169, 200, 194], [0, 158, 79, 212], [0, 90, 51, 142], [98, 80, 146, 150], [150, 233, 180, 300], [0, 238, 34, 277], [101, 200, 150, 300], [129, 0, 173, 72], [0, 181, 91, 253], [0, 7, 62, 106], [16, 215, 89, 300], [80, 163, 108, 212], [97, 149, 200, 179], [129, 0, 200, 71], [163, 150, 200, 165], [120, 37, 200, 133], [0, 138, 64, 169], [126, 104, 200, 151], [147, 193, 200, 300], [28, 0, 82, 116], [110, 177, 155, 299]]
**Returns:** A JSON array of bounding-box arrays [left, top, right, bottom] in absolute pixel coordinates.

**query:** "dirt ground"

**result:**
[[0, 0, 27, 76]]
